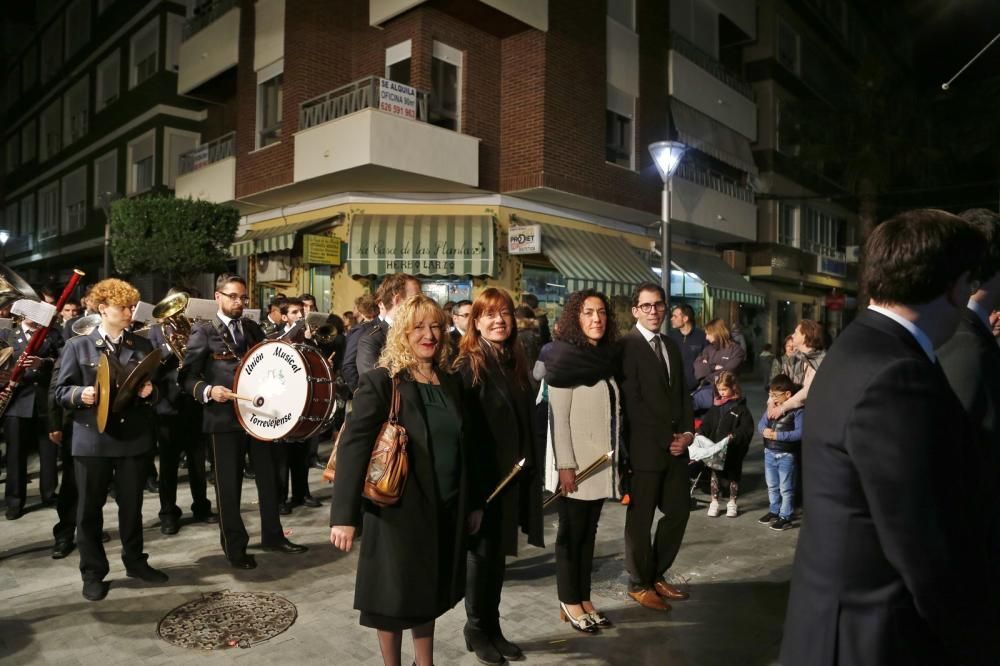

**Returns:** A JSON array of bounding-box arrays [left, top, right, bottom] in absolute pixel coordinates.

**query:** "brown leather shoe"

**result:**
[[628, 588, 671, 611], [654, 580, 689, 600]]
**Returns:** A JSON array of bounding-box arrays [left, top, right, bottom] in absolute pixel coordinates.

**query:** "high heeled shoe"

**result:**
[[559, 602, 598, 633]]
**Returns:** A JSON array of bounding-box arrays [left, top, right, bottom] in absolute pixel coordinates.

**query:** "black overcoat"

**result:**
[[329, 368, 472, 621]]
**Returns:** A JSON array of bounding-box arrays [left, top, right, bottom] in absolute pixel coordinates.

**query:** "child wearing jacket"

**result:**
[[697, 371, 754, 517], [757, 373, 803, 531]]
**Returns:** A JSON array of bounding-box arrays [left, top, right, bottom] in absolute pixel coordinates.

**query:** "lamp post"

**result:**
[[648, 140, 687, 309], [0, 229, 9, 263]]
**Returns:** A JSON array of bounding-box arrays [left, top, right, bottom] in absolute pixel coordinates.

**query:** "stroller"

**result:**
[[688, 432, 731, 504]]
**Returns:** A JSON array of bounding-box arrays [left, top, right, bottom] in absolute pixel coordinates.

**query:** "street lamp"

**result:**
[[0, 229, 9, 263], [648, 140, 687, 308]]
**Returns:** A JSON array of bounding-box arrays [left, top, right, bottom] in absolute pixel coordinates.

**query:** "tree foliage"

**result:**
[[110, 195, 239, 282]]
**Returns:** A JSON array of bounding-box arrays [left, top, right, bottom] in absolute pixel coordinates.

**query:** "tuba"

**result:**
[[152, 291, 193, 363], [0, 263, 40, 311]]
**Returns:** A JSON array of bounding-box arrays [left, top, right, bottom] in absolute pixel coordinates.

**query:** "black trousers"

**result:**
[[278, 439, 309, 503], [158, 411, 210, 520], [624, 459, 691, 590], [52, 427, 76, 544], [4, 414, 58, 509], [465, 502, 507, 635], [74, 454, 147, 582], [555, 497, 604, 604]]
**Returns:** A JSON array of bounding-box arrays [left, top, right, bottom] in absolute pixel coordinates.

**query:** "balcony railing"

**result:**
[[299, 76, 429, 131], [675, 162, 755, 204], [182, 0, 239, 40], [668, 31, 754, 99], [179, 132, 235, 176]]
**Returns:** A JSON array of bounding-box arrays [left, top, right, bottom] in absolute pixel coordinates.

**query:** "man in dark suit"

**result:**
[[355, 273, 420, 378], [54, 278, 168, 601], [449, 299, 472, 353], [341, 295, 378, 393], [179, 274, 306, 569], [1, 310, 63, 519], [781, 210, 990, 665], [618, 282, 694, 612]]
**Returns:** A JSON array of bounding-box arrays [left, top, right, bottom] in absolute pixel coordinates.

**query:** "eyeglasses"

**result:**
[[452, 313, 470, 319], [768, 391, 789, 399], [636, 301, 667, 313], [218, 292, 250, 305]]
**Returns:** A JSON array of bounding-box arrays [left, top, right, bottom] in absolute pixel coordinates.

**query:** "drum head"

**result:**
[[96, 355, 112, 433], [233, 341, 311, 441]]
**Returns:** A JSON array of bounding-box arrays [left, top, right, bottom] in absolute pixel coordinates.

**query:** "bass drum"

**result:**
[[233, 340, 335, 441]]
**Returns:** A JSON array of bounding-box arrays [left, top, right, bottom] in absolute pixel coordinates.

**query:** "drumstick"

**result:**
[[231, 393, 256, 402]]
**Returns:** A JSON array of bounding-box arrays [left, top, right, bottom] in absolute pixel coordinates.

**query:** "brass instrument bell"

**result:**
[[152, 291, 192, 362]]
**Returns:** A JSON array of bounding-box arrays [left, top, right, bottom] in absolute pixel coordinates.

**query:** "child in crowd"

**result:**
[[757, 374, 803, 531], [697, 372, 754, 518]]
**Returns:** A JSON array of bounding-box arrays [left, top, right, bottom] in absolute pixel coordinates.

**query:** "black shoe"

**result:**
[[52, 540, 76, 559], [160, 520, 180, 536], [770, 517, 792, 531], [126, 563, 169, 583], [261, 540, 308, 554], [193, 512, 219, 524], [5, 506, 23, 520], [279, 502, 293, 515], [301, 495, 322, 508], [490, 632, 524, 661], [757, 511, 778, 525], [144, 479, 159, 493], [463, 627, 504, 665], [101, 531, 111, 543], [229, 553, 257, 569], [82, 580, 110, 601]]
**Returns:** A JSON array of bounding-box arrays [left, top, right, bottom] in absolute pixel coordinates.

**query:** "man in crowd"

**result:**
[[355, 273, 420, 377], [520, 293, 550, 344], [781, 209, 989, 665], [262, 295, 286, 336], [341, 294, 378, 393], [450, 299, 472, 348], [59, 300, 81, 327], [667, 304, 706, 392]]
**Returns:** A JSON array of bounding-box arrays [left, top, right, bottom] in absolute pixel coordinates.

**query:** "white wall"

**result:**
[[177, 7, 240, 95]]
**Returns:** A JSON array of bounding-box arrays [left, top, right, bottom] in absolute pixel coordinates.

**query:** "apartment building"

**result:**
[[0, 0, 206, 289]]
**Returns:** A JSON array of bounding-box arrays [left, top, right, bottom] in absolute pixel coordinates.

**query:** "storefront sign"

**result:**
[[378, 78, 418, 120], [508, 225, 541, 255], [303, 234, 342, 265], [355, 238, 487, 274]]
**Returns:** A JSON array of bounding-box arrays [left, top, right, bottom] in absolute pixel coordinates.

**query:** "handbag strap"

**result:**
[[388, 375, 401, 424]]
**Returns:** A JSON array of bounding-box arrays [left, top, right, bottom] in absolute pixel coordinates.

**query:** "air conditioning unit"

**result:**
[[256, 252, 292, 283]]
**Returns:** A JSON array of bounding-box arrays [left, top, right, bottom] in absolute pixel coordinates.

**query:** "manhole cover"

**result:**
[[157, 590, 297, 650]]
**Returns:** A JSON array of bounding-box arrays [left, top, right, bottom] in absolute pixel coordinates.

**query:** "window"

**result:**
[[20, 195, 35, 237], [778, 203, 798, 246], [166, 14, 184, 72], [62, 167, 88, 234], [775, 99, 800, 157], [385, 40, 412, 86], [130, 18, 160, 88], [127, 130, 156, 194], [66, 0, 91, 59], [800, 207, 844, 256], [21, 120, 37, 163], [5, 135, 19, 172], [164, 129, 199, 188], [777, 19, 801, 75], [94, 149, 118, 208], [96, 50, 120, 111], [430, 41, 461, 131], [606, 83, 634, 168], [38, 183, 60, 239], [22, 46, 37, 91], [40, 99, 62, 161], [4, 204, 17, 238], [63, 76, 89, 147], [256, 61, 283, 148], [41, 16, 65, 83], [607, 0, 635, 29]]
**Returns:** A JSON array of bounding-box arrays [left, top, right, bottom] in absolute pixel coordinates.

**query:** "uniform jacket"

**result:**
[[330, 368, 472, 620], [148, 322, 187, 417], [781, 309, 989, 666], [178, 315, 264, 433], [0, 325, 62, 418], [54, 327, 160, 457], [618, 328, 694, 472]]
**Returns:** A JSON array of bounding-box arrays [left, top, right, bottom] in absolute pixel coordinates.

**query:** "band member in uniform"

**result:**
[[54, 278, 168, 601], [1, 310, 63, 519], [179, 274, 307, 570]]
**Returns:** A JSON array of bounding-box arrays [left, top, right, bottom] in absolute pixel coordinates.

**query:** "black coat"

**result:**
[[178, 316, 264, 433], [0, 325, 62, 418], [329, 368, 472, 620], [781, 309, 989, 666], [341, 320, 375, 392], [695, 396, 753, 480], [457, 353, 544, 556], [356, 319, 389, 378], [618, 328, 694, 472]]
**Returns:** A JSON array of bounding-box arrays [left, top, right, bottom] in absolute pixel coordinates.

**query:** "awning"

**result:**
[[670, 100, 758, 175], [229, 218, 333, 257], [348, 214, 495, 277], [672, 247, 766, 307], [541, 224, 657, 297]]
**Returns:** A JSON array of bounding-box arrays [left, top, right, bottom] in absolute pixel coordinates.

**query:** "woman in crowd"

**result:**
[[455, 287, 544, 665], [697, 371, 754, 518], [692, 319, 746, 411], [766, 319, 826, 420], [330, 295, 482, 666], [542, 289, 622, 633], [769, 334, 797, 383]]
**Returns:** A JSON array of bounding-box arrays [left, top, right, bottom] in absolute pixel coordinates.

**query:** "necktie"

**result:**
[[651, 336, 670, 382], [106, 336, 121, 359], [230, 320, 245, 352]]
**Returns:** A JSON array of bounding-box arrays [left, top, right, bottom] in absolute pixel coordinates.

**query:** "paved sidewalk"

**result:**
[[0, 382, 795, 665]]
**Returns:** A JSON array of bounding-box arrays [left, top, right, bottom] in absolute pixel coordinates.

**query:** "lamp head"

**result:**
[[0, 230, 9, 246], [648, 141, 687, 182]]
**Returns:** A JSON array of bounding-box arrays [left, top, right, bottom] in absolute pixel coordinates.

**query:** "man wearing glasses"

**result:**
[[179, 274, 307, 570], [450, 299, 472, 350], [618, 282, 694, 612]]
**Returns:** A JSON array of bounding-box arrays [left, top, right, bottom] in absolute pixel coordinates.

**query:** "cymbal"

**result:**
[[96, 355, 111, 433], [112, 349, 162, 413]]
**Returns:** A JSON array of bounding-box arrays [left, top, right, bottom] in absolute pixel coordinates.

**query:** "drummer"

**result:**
[[178, 273, 307, 570], [53, 278, 167, 601]]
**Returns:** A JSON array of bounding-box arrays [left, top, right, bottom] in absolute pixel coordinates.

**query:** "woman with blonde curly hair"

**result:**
[[330, 294, 483, 666]]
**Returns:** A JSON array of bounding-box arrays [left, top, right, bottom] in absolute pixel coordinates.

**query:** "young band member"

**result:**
[[179, 274, 306, 570], [53, 278, 167, 601]]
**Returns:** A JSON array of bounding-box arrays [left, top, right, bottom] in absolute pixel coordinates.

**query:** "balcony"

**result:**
[[670, 162, 757, 243], [177, 0, 240, 97], [293, 76, 480, 191], [175, 132, 236, 204]]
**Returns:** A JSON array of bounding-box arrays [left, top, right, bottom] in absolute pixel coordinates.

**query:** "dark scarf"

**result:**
[[539, 339, 618, 388]]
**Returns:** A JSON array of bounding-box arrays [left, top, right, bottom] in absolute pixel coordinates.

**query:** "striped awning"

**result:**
[[347, 214, 495, 277], [541, 224, 657, 297], [228, 219, 331, 258], [672, 247, 766, 307]]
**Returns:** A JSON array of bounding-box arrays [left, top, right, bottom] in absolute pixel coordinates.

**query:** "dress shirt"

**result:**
[[635, 322, 671, 382]]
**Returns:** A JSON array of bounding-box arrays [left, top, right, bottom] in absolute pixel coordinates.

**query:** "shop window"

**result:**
[[130, 18, 160, 88], [127, 130, 156, 194], [21, 120, 37, 164], [65, 0, 91, 59], [93, 149, 118, 207], [385, 40, 412, 86], [63, 76, 89, 148], [40, 99, 62, 161], [256, 61, 283, 148], [62, 166, 88, 234], [20, 195, 35, 237], [96, 50, 120, 112], [41, 16, 65, 83], [421, 280, 472, 307], [38, 183, 60, 239], [430, 41, 461, 131]]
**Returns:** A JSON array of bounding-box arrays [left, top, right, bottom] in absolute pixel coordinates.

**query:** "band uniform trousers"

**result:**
[[465, 502, 507, 634], [278, 439, 307, 503], [555, 497, 604, 604], [158, 408, 210, 521], [52, 425, 76, 545], [4, 414, 58, 510], [624, 457, 691, 590]]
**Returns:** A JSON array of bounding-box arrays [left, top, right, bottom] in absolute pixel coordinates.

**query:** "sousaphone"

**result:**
[[0, 264, 40, 310]]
